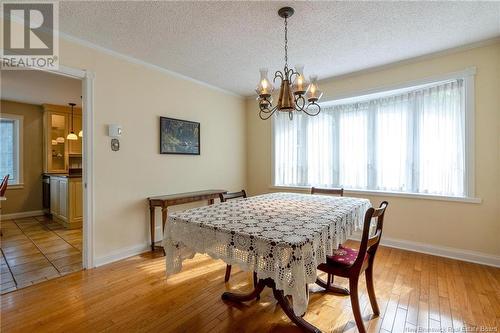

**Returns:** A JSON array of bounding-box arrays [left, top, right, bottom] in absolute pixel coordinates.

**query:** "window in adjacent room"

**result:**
[[273, 69, 475, 198], [0, 114, 23, 185]]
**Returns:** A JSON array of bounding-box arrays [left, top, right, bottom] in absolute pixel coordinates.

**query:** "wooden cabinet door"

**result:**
[[58, 179, 68, 221], [69, 180, 83, 221], [68, 115, 82, 155], [46, 112, 69, 173], [50, 178, 59, 216]]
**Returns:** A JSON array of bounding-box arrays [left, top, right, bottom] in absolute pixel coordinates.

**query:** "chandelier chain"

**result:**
[[284, 16, 288, 69]]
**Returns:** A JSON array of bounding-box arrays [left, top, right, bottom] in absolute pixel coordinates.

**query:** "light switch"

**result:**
[[108, 124, 122, 137]]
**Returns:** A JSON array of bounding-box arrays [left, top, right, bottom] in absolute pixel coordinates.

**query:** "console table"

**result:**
[[148, 189, 227, 251]]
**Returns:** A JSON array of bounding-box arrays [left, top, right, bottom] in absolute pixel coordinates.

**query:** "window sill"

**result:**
[[7, 183, 24, 190], [269, 185, 482, 204]]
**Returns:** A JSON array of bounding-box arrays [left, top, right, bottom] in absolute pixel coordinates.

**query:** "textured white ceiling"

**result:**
[[1, 70, 82, 106], [59, 1, 500, 96]]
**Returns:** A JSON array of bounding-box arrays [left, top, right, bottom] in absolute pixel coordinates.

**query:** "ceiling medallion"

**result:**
[[255, 7, 323, 120]]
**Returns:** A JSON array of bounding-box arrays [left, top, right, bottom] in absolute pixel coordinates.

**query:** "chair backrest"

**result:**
[[354, 201, 388, 268], [219, 189, 247, 202], [310, 187, 344, 197], [0, 174, 9, 197]]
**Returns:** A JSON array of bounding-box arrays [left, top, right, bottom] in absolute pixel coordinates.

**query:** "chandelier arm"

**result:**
[[259, 99, 274, 113], [259, 106, 278, 120], [289, 70, 299, 83], [302, 102, 321, 116], [294, 95, 306, 111], [259, 106, 272, 113], [274, 70, 284, 83]]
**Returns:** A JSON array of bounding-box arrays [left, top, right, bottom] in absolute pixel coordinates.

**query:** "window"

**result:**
[[0, 114, 23, 185], [273, 70, 475, 198]]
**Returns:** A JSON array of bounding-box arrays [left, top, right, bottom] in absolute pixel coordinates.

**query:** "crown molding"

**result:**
[[243, 37, 500, 99], [318, 37, 500, 84]]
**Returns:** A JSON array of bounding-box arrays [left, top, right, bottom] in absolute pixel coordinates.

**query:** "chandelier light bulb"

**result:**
[[293, 65, 307, 95], [306, 75, 323, 102], [256, 68, 274, 97]]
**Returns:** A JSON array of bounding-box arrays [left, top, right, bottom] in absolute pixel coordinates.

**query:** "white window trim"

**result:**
[[270, 67, 480, 203], [1, 113, 24, 188]]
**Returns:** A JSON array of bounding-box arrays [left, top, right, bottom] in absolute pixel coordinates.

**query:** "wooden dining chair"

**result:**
[[0, 175, 9, 238], [310, 187, 344, 196], [0, 174, 9, 197], [316, 201, 388, 333], [219, 190, 247, 283]]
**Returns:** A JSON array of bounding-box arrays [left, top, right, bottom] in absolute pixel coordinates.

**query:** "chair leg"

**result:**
[[253, 272, 260, 300], [349, 277, 366, 333], [224, 265, 232, 282], [365, 264, 380, 315]]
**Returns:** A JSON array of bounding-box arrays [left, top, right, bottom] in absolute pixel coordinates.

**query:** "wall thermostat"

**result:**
[[108, 124, 122, 137]]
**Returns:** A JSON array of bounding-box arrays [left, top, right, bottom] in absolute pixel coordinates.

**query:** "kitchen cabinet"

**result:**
[[68, 115, 82, 155], [42, 104, 82, 173], [48, 175, 82, 228]]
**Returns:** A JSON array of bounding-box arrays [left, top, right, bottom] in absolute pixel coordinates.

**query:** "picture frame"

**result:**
[[160, 117, 200, 155]]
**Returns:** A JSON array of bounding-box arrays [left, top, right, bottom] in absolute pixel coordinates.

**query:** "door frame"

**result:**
[[39, 64, 95, 268]]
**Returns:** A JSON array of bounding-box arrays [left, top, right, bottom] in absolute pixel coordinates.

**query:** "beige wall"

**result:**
[[246, 42, 500, 257], [56, 38, 247, 260], [0, 100, 44, 215]]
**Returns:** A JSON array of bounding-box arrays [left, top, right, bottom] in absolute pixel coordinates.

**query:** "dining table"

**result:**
[[163, 192, 371, 332]]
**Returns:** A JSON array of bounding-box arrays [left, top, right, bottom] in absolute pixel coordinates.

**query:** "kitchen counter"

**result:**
[[43, 174, 83, 229], [44, 173, 82, 179]]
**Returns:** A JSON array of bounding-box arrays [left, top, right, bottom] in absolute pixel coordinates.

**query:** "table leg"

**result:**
[[149, 206, 155, 252], [222, 278, 322, 333]]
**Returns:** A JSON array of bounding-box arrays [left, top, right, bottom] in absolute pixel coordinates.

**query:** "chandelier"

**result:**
[[256, 7, 323, 120]]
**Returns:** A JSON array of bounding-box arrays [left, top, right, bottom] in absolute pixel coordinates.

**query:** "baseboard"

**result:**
[[94, 243, 151, 267], [349, 233, 500, 268], [1, 210, 45, 220]]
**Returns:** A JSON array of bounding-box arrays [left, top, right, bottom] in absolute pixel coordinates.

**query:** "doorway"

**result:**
[[0, 65, 94, 294]]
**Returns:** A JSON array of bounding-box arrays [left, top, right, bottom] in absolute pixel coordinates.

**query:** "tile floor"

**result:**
[[0, 216, 82, 294]]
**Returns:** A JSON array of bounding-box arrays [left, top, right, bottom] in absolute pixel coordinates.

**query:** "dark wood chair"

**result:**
[[310, 187, 344, 196], [219, 190, 247, 283], [0, 174, 9, 197], [316, 201, 388, 333]]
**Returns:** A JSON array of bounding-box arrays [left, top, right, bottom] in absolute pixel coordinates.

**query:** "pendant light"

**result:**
[[67, 103, 78, 140]]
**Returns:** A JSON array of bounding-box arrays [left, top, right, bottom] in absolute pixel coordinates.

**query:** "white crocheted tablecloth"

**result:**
[[163, 192, 370, 315]]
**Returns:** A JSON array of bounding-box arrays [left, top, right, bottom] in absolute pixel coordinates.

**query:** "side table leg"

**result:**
[[149, 206, 155, 252]]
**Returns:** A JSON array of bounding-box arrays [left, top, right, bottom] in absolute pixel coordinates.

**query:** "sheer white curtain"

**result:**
[[416, 80, 465, 195], [273, 79, 466, 197]]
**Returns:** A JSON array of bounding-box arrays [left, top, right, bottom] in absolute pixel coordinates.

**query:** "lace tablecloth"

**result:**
[[163, 192, 370, 315]]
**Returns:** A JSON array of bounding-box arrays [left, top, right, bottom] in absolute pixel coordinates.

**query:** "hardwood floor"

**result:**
[[0, 216, 82, 294], [1, 240, 499, 333]]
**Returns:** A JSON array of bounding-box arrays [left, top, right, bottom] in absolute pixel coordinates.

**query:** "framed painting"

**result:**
[[160, 117, 200, 155]]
